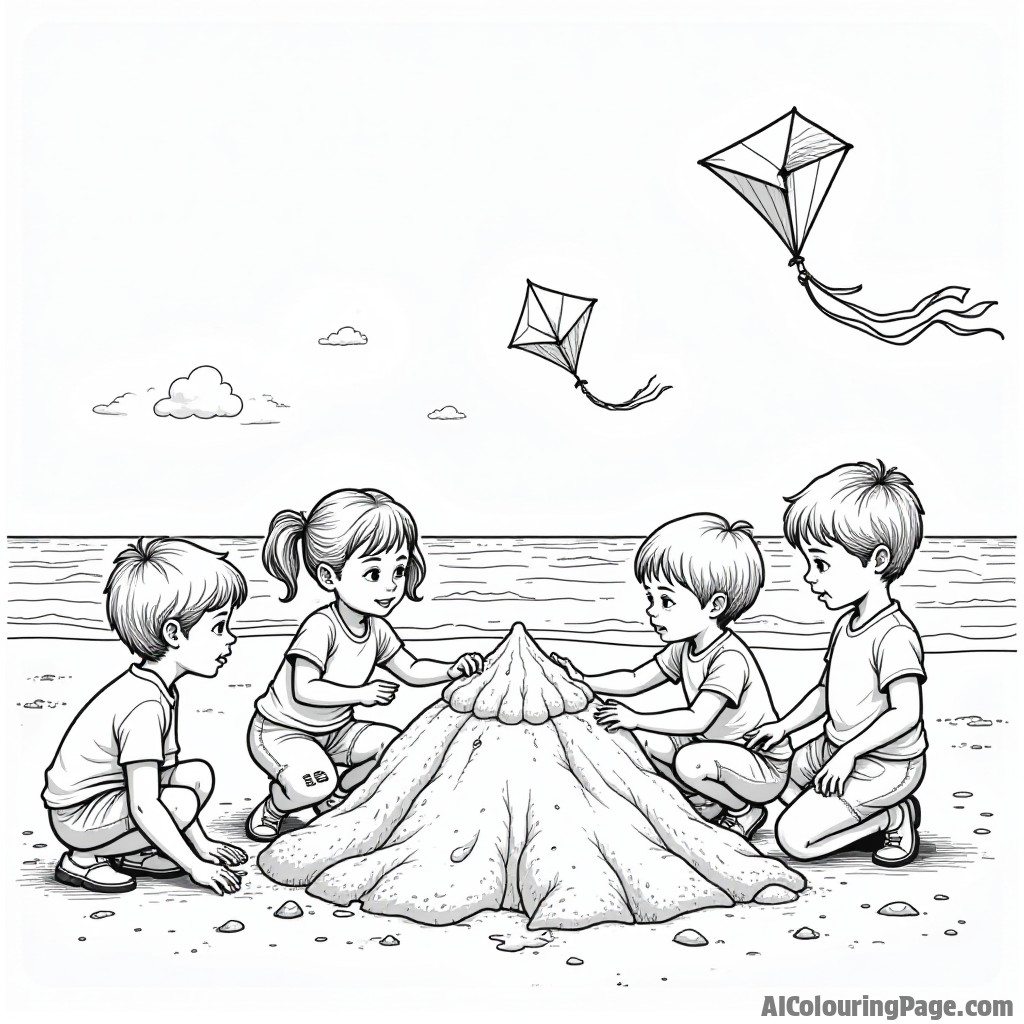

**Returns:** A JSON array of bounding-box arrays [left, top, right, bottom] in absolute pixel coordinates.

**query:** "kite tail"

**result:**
[[789, 258, 1004, 345], [574, 374, 673, 411]]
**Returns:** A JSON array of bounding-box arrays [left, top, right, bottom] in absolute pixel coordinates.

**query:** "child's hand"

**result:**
[[813, 748, 856, 797], [549, 651, 585, 683], [745, 720, 788, 751], [594, 700, 639, 732], [360, 679, 400, 706], [447, 653, 485, 680], [189, 859, 243, 896], [194, 839, 248, 867]]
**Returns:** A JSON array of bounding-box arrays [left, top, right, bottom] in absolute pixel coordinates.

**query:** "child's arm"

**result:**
[[124, 762, 241, 895], [594, 691, 728, 735], [814, 676, 923, 796], [385, 648, 485, 687], [550, 652, 668, 697], [746, 669, 828, 749], [292, 657, 399, 708]]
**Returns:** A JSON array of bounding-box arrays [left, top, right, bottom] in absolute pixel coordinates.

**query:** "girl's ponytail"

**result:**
[[262, 509, 306, 603]]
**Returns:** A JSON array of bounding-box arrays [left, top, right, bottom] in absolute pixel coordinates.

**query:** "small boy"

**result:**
[[42, 538, 249, 895], [747, 461, 927, 866], [552, 514, 790, 839]]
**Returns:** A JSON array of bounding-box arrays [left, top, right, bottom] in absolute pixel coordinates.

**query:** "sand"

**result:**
[[5, 634, 1020, 1016]]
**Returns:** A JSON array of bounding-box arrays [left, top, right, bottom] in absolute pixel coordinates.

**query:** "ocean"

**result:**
[[5, 536, 1015, 654]]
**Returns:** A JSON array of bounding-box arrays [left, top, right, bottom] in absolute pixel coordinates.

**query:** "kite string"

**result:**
[[787, 256, 1004, 344]]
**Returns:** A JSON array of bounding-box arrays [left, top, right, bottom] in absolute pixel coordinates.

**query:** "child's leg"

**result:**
[[632, 729, 684, 776], [329, 723, 400, 792], [672, 740, 787, 813], [775, 753, 925, 861], [248, 714, 338, 812]]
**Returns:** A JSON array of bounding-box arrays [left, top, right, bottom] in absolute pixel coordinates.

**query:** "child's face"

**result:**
[[335, 546, 409, 618], [643, 575, 719, 643], [175, 604, 237, 678], [797, 539, 880, 610]]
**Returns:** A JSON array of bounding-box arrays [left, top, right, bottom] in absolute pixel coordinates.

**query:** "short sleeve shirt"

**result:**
[[255, 604, 404, 734], [823, 601, 927, 759], [655, 631, 791, 757], [42, 665, 179, 810]]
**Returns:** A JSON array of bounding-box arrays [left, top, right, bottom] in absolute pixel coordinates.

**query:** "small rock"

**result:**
[[216, 920, 245, 933], [379, 935, 400, 946], [89, 911, 114, 920], [755, 885, 798, 905], [315, 937, 328, 942], [934, 895, 949, 901], [566, 956, 584, 966], [273, 901, 304, 919], [945, 930, 958, 936], [953, 791, 973, 798], [333, 910, 355, 918], [673, 929, 708, 947], [877, 902, 918, 917], [793, 927, 819, 940]]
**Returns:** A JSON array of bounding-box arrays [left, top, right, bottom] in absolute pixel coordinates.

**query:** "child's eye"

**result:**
[[815, 559, 828, 573], [364, 568, 381, 582], [214, 622, 225, 635], [395, 565, 406, 579], [661, 596, 674, 609]]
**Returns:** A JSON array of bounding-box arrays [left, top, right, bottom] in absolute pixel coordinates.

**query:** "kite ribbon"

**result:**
[[789, 258, 1004, 345], [573, 374, 672, 411]]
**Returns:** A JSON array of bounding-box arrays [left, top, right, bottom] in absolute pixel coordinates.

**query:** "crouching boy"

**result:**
[[552, 515, 791, 839], [42, 539, 249, 894], [747, 461, 927, 866]]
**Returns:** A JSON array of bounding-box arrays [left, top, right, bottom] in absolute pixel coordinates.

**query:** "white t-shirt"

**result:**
[[823, 601, 927, 760], [42, 665, 179, 809], [255, 604, 404, 734], [655, 631, 791, 757]]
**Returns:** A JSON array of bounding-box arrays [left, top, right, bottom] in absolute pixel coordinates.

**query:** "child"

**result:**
[[42, 539, 249, 895], [747, 460, 927, 866], [245, 488, 483, 841], [552, 514, 790, 839]]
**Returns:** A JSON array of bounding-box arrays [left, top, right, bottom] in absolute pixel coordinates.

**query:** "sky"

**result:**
[[5, 0, 1021, 537]]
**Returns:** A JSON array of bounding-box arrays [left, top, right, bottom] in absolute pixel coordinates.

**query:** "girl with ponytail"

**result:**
[[246, 488, 483, 842]]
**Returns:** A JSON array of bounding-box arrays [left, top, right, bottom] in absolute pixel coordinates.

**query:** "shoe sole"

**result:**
[[55, 861, 136, 894], [115, 861, 185, 879], [871, 824, 920, 868]]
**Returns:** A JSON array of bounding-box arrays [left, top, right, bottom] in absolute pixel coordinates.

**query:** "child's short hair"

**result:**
[[782, 460, 924, 583], [262, 488, 426, 603], [634, 514, 764, 626], [105, 538, 248, 660]]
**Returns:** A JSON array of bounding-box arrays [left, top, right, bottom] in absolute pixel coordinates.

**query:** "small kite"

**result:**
[[509, 280, 671, 410], [699, 108, 1003, 345]]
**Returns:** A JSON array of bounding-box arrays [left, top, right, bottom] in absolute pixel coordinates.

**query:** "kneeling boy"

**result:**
[[42, 539, 249, 894], [553, 514, 790, 838]]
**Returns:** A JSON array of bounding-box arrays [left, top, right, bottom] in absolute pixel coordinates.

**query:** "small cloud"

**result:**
[[241, 393, 290, 426], [427, 405, 466, 420], [154, 366, 243, 420], [319, 326, 368, 346], [92, 392, 138, 416]]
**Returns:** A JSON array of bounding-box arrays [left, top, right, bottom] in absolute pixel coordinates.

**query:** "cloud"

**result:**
[[319, 326, 368, 346], [240, 393, 290, 426], [153, 366, 243, 420], [427, 405, 467, 420], [92, 388, 157, 416]]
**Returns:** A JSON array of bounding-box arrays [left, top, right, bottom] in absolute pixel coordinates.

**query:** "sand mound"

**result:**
[[259, 624, 805, 930]]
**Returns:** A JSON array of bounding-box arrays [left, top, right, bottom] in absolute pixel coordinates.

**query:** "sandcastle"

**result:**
[[258, 623, 805, 929]]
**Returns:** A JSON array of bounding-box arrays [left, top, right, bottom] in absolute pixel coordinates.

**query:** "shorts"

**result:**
[[789, 733, 924, 821], [669, 736, 790, 805], [49, 765, 179, 851], [248, 713, 371, 803]]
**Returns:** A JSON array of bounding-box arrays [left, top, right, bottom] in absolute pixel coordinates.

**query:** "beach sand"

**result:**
[[6, 635, 1019, 1014]]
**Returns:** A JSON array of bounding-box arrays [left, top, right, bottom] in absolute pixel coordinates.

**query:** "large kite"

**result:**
[[699, 108, 1003, 345], [509, 280, 672, 410]]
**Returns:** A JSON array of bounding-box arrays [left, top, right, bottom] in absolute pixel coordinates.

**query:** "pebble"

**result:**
[[216, 920, 245, 933], [953, 791, 973, 799], [754, 885, 798, 905], [934, 895, 949, 901], [878, 902, 919, 917], [793, 927, 819, 940], [672, 929, 708, 947], [566, 957, 584, 966], [974, 828, 991, 835], [945, 930, 958, 936], [333, 910, 355, 918], [89, 911, 114, 920], [315, 937, 328, 942], [379, 935, 400, 946], [273, 901, 304, 919]]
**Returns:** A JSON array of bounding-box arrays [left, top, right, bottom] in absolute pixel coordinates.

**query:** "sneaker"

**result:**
[[872, 801, 919, 867], [246, 796, 286, 842], [688, 796, 723, 822], [718, 805, 769, 839], [54, 852, 136, 894], [115, 848, 184, 878]]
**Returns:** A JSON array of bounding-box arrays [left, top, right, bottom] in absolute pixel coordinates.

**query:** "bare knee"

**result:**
[[774, 809, 816, 861], [673, 747, 713, 788], [170, 759, 214, 805], [160, 786, 200, 829]]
